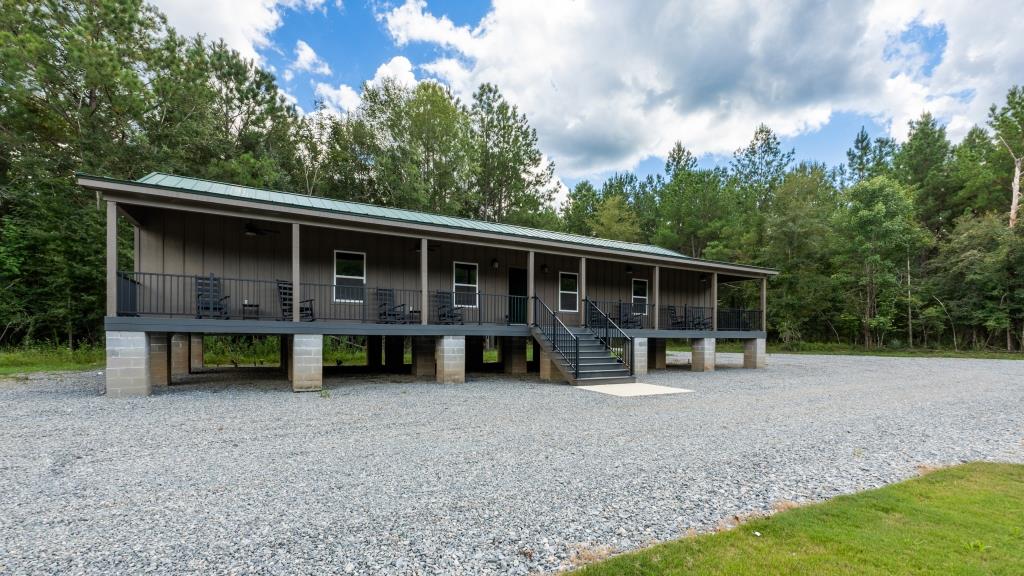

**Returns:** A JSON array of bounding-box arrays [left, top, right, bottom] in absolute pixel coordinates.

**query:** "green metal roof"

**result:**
[[135, 172, 692, 260]]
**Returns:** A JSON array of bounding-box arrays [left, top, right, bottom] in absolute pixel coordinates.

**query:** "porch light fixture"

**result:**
[[625, 265, 634, 275], [541, 264, 550, 274], [491, 258, 499, 269]]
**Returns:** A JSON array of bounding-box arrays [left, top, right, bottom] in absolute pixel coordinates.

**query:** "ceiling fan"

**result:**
[[243, 221, 280, 237]]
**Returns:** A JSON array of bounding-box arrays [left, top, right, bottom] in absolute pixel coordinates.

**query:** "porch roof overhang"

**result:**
[[77, 172, 779, 279]]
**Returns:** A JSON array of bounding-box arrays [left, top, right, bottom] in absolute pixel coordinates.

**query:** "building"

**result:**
[[79, 172, 777, 397]]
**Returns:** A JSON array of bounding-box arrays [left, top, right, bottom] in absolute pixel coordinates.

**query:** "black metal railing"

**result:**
[[588, 299, 655, 330], [117, 272, 284, 319], [427, 292, 529, 325], [299, 284, 423, 323], [717, 307, 762, 331], [533, 296, 579, 379], [116, 272, 140, 316], [585, 299, 633, 375], [116, 272, 539, 327]]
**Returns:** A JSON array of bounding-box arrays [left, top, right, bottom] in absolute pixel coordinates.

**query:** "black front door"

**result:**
[[508, 267, 528, 324]]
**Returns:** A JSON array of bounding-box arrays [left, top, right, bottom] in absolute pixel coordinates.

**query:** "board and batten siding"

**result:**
[[136, 208, 291, 281], [130, 206, 716, 323], [426, 242, 528, 296]]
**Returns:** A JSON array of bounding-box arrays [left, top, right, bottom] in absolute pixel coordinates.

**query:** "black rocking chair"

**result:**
[[617, 302, 641, 329], [434, 290, 464, 325], [669, 305, 712, 330], [376, 288, 418, 324], [689, 306, 712, 330], [277, 280, 315, 322], [195, 274, 230, 319]]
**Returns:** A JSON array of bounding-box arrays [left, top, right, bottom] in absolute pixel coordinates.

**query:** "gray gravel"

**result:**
[[1, 352, 1023, 575]]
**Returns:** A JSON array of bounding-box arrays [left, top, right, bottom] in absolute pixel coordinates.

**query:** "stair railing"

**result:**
[[584, 299, 634, 376], [532, 296, 579, 379]]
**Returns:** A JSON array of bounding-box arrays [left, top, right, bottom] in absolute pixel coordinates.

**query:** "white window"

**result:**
[[559, 272, 579, 312], [334, 250, 366, 302], [632, 278, 649, 315], [453, 261, 478, 307]]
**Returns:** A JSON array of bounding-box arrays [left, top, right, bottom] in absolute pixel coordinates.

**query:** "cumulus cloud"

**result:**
[[291, 39, 332, 76], [381, 0, 1024, 176], [151, 0, 327, 62], [315, 82, 362, 114], [313, 56, 420, 115], [371, 56, 418, 88]]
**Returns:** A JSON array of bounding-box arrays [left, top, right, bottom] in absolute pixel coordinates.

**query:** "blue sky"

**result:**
[[155, 0, 1019, 194]]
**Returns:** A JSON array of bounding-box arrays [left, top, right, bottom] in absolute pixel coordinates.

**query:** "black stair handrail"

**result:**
[[532, 296, 579, 379], [584, 299, 634, 376]]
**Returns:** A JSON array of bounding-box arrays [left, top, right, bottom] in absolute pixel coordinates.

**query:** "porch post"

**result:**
[[652, 266, 660, 329], [527, 250, 535, 324], [760, 277, 767, 332], [292, 223, 300, 322], [711, 272, 718, 331], [579, 256, 586, 326], [106, 201, 117, 316], [420, 238, 428, 325]]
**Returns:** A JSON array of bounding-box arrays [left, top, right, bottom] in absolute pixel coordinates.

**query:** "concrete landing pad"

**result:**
[[577, 382, 693, 397]]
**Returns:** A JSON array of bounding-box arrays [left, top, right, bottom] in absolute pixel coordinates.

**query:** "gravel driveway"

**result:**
[[2, 353, 1023, 575]]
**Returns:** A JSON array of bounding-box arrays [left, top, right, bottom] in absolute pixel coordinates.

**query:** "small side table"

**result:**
[[242, 303, 260, 320]]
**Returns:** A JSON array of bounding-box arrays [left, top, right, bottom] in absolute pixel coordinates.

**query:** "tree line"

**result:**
[[1, 0, 1022, 351], [564, 107, 1024, 351]]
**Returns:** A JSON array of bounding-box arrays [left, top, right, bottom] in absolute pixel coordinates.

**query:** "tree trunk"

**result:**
[[1010, 157, 1021, 228], [906, 254, 913, 347], [999, 135, 1021, 228]]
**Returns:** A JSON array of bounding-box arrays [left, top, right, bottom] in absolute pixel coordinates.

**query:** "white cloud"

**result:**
[[313, 56, 420, 116], [291, 39, 332, 76], [151, 0, 327, 63], [315, 82, 362, 114], [370, 56, 418, 88], [380, 0, 477, 53], [381, 0, 1024, 176]]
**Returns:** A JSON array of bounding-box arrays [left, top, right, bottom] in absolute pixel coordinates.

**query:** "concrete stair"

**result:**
[[531, 326, 636, 385]]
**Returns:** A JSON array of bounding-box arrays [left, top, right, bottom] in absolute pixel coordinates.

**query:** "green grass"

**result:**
[[203, 336, 514, 368], [665, 340, 1024, 360], [0, 345, 105, 375], [571, 462, 1024, 576]]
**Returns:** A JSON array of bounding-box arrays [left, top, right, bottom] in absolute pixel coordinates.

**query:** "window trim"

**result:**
[[452, 261, 479, 308], [333, 250, 366, 303], [558, 271, 579, 313], [631, 278, 649, 316]]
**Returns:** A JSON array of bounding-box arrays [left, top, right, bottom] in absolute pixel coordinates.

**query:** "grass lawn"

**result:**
[[0, 346, 105, 376], [571, 462, 1024, 576]]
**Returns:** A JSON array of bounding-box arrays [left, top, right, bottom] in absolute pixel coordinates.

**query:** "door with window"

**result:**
[[508, 267, 527, 324]]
